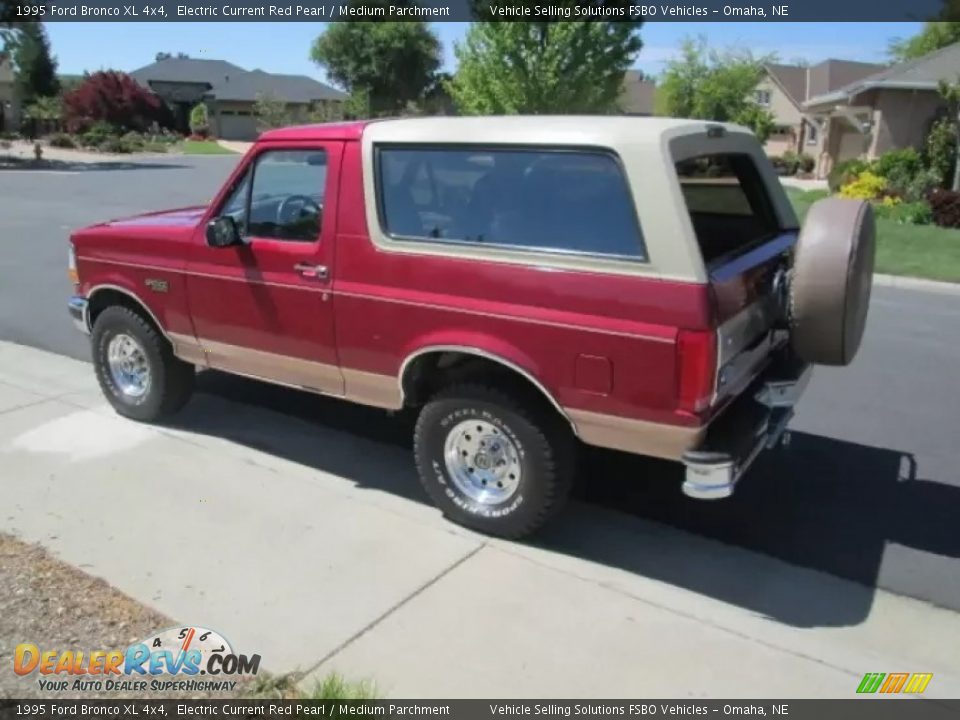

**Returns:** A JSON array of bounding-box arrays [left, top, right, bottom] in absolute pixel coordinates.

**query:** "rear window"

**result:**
[[376, 147, 646, 261], [675, 153, 780, 265]]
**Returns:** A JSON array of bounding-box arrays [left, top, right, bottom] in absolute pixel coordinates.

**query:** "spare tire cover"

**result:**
[[790, 197, 875, 366]]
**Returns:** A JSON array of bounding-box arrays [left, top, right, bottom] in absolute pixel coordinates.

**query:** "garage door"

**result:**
[[217, 113, 258, 141]]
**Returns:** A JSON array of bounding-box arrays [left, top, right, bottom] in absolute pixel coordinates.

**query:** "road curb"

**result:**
[[874, 273, 960, 295]]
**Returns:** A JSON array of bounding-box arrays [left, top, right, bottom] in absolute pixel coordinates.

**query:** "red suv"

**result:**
[[67, 117, 875, 538]]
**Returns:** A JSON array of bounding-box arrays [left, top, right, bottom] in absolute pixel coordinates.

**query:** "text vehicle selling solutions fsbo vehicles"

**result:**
[[67, 117, 875, 538]]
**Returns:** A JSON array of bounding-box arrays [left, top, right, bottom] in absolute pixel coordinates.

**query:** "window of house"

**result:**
[[755, 89, 772, 107], [219, 149, 327, 242], [806, 121, 819, 145], [376, 147, 646, 261]]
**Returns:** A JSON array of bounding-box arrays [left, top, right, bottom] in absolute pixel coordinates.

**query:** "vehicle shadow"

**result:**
[[0, 157, 192, 172], [170, 371, 960, 629]]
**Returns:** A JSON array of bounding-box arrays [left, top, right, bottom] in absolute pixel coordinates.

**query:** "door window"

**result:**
[[219, 149, 327, 242]]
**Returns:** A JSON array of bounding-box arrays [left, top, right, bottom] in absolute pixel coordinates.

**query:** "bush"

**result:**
[[828, 158, 872, 193], [189, 103, 210, 138], [839, 171, 887, 200], [798, 153, 815, 174], [874, 147, 923, 181], [770, 154, 799, 176], [900, 168, 942, 203], [120, 131, 147, 151], [47, 133, 76, 149], [63, 70, 173, 133], [924, 117, 957, 189], [0, 130, 19, 141], [141, 141, 168, 153], [872, 199, 934, 225], [99, 137, 135, 154], [80, 120, 118, 148], [928, 189, 960, 228]]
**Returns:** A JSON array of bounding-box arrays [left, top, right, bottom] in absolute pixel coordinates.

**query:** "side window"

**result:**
[[220, 149, 327, 243], [377, 147, 646, 261]]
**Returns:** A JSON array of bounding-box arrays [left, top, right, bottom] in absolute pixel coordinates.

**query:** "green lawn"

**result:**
[[179, 140, 237, 155], [785, 187, 960, 283]]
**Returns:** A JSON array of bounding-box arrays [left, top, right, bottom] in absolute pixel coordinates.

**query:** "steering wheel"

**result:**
[[276, 194, 321, 226]]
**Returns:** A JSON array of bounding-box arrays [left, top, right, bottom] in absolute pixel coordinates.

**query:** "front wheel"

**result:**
[[92, 306, 195, 422], [413, 383, 574, 539]]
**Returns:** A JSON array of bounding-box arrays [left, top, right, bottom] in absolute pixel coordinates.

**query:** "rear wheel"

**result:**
[[413, 383, 574, 539], [92, 306, 194, 422]]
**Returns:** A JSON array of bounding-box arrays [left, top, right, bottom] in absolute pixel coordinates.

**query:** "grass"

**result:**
[[245, 671, 378, 701], [180, 139, 237, 155], [785, 187, 960, 283]]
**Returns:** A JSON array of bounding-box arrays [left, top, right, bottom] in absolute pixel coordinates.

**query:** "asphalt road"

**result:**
[[1, 155, 958, 615]]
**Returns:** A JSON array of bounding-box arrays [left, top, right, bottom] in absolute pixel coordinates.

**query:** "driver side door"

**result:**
[[185, 142, 344, 395]]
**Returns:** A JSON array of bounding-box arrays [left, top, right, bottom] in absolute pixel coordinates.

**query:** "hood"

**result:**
[[102, 206, 208, 228]]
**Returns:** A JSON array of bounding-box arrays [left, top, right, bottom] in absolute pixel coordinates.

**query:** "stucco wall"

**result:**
[[867, 88, 946, 157]]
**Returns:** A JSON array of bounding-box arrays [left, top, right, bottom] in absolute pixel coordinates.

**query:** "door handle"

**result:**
[[294, 263, 329, 280]]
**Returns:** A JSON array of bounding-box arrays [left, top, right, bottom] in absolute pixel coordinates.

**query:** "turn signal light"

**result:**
[[676, 329, 717, 414]]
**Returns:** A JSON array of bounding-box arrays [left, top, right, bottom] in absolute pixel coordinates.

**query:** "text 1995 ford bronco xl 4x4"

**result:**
[[67, 117, 875, 538]]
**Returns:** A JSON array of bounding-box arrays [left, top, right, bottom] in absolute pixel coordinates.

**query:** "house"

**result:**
[[803, 42, 960, 179], [620, 70, 656, 116], [0, 53, 21, 134], [129, 57, 348, 140], [757, 59, 886, 165]]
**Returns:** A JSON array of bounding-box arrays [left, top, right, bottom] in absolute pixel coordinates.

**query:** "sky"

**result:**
[[45, 21, 924, 87]]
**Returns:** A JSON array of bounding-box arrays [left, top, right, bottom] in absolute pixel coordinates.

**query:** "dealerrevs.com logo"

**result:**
[[14, 626, 261, 693]]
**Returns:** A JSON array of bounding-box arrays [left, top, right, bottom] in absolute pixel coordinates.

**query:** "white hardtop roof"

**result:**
[[364, 115, 753, 147]]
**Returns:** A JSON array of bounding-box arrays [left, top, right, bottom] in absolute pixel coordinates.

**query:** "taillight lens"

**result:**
[[68, 243, 78, 285], [676, 329, 717, 414]]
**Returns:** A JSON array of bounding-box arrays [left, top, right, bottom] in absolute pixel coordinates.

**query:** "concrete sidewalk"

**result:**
[[2, 340, 959, 699]]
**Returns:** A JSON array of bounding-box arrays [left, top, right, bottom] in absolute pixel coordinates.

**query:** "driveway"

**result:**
[[0, 154, 958, 615]]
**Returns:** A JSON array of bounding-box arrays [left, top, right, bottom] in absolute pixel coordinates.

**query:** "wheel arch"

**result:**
[[85, 285, 170, 340], [399, 345, 577, 436]]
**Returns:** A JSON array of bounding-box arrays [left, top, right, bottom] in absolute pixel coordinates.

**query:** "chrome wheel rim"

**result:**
[[106, 333, 151, 399], [443, 419, 522, 505]]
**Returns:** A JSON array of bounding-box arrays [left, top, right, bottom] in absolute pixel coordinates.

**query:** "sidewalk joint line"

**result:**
[[296, 543, 485, 682]]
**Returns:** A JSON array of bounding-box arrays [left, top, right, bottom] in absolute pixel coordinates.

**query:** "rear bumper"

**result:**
[[681, 351, 811, 500], [68, 296, 89, 335]]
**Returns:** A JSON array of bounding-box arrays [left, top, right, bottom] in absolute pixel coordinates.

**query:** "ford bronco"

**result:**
[[67, 117, 875, 538]]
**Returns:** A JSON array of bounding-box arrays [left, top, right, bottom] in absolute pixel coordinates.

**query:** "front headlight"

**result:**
[[68, 243, 78, 285]]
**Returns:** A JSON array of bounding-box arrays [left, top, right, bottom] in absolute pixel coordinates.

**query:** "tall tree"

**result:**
[[10, 21, 58, 105], [448, 17, 643, 115], [938, 78, 960, 190], [310, 11, 440, 116], [888, 22, 960, 62], [657, 37, 776, 142]]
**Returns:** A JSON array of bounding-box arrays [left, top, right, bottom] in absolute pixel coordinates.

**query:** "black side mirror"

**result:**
[[206, 216, 241, 248]]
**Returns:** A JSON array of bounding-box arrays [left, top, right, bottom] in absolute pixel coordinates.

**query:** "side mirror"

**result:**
[[206, 216, 241, 248]]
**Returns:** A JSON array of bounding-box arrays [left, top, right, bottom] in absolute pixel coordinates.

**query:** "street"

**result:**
[[1, 154, 958, 618]]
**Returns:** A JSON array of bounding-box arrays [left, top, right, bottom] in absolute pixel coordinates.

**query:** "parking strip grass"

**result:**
[[180, 140, 238, 155], [785, 187, 960, 284]]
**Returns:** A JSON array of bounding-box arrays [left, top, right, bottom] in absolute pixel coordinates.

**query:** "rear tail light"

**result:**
[[676, 329, 717, 414], [67, 243, 79, 286]]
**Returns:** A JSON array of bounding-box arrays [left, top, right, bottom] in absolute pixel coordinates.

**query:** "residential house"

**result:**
[[803, 42, 960, 179], [0, 53, 21, 134], [758, 59, 886, 167], [129, 57, 348, 140], [620, 70, 657, 116]]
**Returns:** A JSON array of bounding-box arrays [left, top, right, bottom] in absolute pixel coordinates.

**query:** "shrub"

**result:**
[[901, 168, 943, 203], [120, 131, 146, 151], [798, 153, 815, 174], [828, 158, 872, 193], [0, 140, 11, 150], [80, 120, 118, 148], [63, 71, 173, 133], [928, 189, 960, 228], [48, 133, 76, 149], [141, 141, 168, 153], [189, 103, 210, 138], [873, 199, 934, 225], [839, 171, 887, 200], [924, 117, 958, 189], [99, 137, 134, 154], [874, 147, 923, 181]]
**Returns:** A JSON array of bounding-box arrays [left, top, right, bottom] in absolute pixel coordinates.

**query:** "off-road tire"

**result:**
[[413, 383, 574, 539], [92, 306, 194, 422]]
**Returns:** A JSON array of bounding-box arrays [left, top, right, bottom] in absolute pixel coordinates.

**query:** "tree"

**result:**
[[10, 21, 59, 105], [448, 19, 643, 115], [657, 37, 776, 142], [155, 51, 190, 61], [189, 102, 209, 137], [252, 93, 290, 131], [938, 78, 960, 190], [888, 22, 960, 62], [310, 12, 440, 116], [22, 94, 60, 121], [62, 70, 171, 133]]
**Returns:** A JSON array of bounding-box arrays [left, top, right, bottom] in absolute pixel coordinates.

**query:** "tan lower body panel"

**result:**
[[566, 408, 704, 461], [169, 333, 401, 409]]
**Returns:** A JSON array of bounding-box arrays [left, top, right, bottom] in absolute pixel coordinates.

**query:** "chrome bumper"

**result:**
[[68, 296, 89, 334], [681, 356, 812, 500]]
